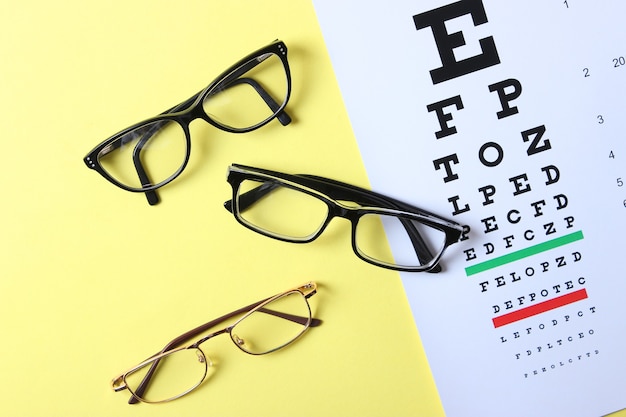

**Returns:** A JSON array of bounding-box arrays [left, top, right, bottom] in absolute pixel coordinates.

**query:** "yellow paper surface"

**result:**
[[0, 1, 442, 416]]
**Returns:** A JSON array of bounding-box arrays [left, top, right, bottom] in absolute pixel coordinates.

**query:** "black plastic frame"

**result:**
[[83, 40, 292, 205], [224, 164, 465, 272]]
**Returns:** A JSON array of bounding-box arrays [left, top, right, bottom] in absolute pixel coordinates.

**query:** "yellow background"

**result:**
[[0, 1, 623, 416], [0, 1, 441, 416]]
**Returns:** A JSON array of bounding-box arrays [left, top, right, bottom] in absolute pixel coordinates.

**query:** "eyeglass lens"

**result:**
[[204, 53, 288, 129], [354, 213, 446, 268], [96, 52, 288, 191], [231, 290, 311, 355], [98, 120, 187, 190], [124, 348, 211, 403], [236, 178, 330, 240], [123, 290, 310, 403], [235, 178, 448, 269]]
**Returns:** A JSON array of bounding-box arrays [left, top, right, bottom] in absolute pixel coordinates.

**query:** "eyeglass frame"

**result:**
[[224, 164, 465, 273], [112, 282, 320, 404], [84, 40, 292, 206]]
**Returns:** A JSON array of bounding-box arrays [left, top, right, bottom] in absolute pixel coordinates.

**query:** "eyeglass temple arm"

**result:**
[[128, 294, 321, 404], [224, 180, 278, 213], [224, 175, 442, 273], [257, 307, 312, 325], [223, 77, 292, 125]]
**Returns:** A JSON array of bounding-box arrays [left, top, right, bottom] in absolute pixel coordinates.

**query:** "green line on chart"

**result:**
[[465, 230, 584, 276]]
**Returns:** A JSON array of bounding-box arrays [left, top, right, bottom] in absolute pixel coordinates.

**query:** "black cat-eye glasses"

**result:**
[[84, 40, 292, 205]]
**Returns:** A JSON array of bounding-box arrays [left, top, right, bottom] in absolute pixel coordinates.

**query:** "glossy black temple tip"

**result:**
[[146, 190, 160, 206], [128, 396, 139, 405], [224, 199, 234, 213], [427, 263, 442, 273], [277, 110, 291, 126]]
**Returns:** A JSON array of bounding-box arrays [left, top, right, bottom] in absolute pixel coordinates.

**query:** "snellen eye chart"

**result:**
[[313, 1, 626, 416]]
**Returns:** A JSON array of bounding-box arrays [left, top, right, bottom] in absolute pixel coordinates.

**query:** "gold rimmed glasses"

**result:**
[[111, 282, 320, 404]]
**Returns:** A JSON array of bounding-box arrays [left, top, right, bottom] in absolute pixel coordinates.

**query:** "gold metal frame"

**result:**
[[111, 282, 319, 404]]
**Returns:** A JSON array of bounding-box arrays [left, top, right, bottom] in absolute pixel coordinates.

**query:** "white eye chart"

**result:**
[[312, 1, 626, 416]]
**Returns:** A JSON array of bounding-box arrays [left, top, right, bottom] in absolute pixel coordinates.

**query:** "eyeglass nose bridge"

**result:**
[[173, 102, 211, 126], [192, 327, 232, 347], [327, 201, 363, 226]]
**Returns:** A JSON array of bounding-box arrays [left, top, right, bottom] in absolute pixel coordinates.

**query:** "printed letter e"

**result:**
[[414, 0, 500, 84]]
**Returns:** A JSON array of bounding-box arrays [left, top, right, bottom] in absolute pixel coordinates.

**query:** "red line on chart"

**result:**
[[492, 289, 588, 328]]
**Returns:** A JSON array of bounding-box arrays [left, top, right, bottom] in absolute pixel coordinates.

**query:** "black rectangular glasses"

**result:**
[[224, 164, 465, 272], [83, 40, 292, 205]]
